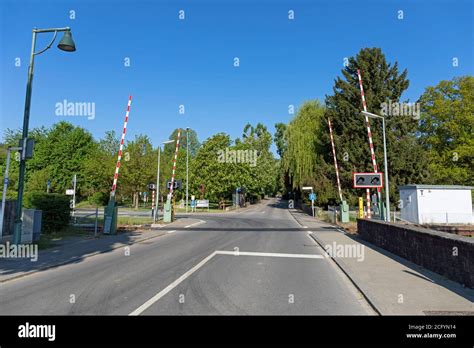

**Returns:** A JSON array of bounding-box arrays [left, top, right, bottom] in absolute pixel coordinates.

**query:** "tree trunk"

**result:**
[[133, 192, 139, 209]]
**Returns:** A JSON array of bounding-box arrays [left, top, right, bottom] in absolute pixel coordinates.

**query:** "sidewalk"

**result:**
[[289, 209, 474, 315], [0, 216, 202, 283]]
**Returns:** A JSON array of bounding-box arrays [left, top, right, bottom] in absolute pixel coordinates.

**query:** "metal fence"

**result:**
[[71, 207, 100, 237]]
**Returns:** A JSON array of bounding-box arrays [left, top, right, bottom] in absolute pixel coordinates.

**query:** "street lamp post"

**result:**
[[186, 127, 190, 213], [361, 111, 391, 221], [13, 27, 76, 244], [154, 140, 174, 222]]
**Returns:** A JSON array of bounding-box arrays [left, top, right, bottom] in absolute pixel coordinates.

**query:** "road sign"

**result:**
[[353, 173, 383, 188], [309, 193, 316, 201], [147, 183, 156, 190], [196, 200, 209, 208], [302, 186, 313, 191], [66, 189, 74, 195]]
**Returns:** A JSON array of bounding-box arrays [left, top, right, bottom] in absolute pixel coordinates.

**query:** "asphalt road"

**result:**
[[0, 198, 373, 315]]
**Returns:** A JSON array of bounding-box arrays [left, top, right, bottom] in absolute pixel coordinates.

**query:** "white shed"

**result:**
[[399, 185, 473, 224]]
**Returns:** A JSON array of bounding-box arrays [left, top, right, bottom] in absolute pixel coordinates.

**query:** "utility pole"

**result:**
[[155, 140, 174, 222], [13, 27, 76, 244], [361, 111, 391, 222], [72, 174, 77, 217], [154, 146, 161, 222], [186, 127, 189, 213]]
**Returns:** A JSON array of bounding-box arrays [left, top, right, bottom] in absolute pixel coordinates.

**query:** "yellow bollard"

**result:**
[[358, 197, 364, 219]]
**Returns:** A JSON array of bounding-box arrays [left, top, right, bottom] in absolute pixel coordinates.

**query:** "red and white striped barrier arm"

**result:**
[[110, 96, 132, 197], [357, 69, 379, 218], [328, 118, 343, 202]]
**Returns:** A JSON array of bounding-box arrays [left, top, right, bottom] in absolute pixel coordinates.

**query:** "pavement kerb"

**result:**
[[287, 208, 382, 315], [0, 218, 198, 284]]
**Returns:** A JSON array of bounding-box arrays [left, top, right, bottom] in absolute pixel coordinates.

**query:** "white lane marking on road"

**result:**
[[308, 231, 313, 234], [215, 250, 323, 259], [302, 226, 308, 229], [129, 251, 218, 316], [167, 230, 176, 234], [184, 220, 206, 228]]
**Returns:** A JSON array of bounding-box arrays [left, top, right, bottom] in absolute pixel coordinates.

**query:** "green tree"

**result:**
[[239, 123, 278, 199], [120, 135, 156, 208], [82, 131, 119, 200], [28, 122, 95, 196], [190, 133, 234, 202], [274, 123, 287, 158], [1, 122, 95, 198], [418, 76, 474, 185], [282, 101, 333, 202], [323, 47, 429, 205]]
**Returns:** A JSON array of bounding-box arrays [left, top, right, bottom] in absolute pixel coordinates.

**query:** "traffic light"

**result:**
[[166, 179, 182, 190], [353, 173, 383, 188]]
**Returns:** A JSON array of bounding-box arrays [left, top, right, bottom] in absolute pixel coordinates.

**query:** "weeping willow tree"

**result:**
[[282, 101, 329, 191], [283, 101, 319, 188]]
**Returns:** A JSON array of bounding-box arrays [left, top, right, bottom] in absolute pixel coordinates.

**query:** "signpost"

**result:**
[[71, 174, 77, 217], [196, 200, 209, 211], [353, 173, 383, 220], [302, 186, 315, 217]]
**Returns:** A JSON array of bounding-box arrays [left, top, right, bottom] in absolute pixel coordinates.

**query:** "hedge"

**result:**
[[24, 192, 71, 234]]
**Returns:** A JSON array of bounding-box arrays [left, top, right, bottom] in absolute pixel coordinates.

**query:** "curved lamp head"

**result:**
[[57, 30, 76, 52]]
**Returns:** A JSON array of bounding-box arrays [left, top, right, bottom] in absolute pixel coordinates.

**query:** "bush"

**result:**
[[88, 191, 109, 206], [24, 192, 71, 234]]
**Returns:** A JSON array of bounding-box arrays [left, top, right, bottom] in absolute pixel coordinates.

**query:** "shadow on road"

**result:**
[[0, 230, 138, 281]]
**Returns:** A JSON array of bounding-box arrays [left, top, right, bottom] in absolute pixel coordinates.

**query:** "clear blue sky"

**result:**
[[1, 0, 472, 155]]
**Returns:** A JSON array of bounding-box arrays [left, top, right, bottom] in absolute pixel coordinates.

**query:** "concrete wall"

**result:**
[[357, 219, 474, 289]]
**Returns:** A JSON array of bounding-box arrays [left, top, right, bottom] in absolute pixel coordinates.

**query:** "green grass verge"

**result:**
[[35, 226, 91, 250]]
